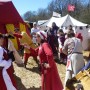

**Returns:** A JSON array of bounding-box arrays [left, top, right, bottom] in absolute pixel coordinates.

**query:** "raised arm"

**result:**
[[14, 33, 22, 38], [24, 44, 39, 57], [30, 47, 39, 57]]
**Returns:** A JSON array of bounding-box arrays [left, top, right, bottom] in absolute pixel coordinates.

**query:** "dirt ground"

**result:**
[[14, 57, 66, 90]]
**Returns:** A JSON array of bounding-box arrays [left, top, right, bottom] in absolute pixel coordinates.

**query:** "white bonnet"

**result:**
[[37, 31, 47, 40]]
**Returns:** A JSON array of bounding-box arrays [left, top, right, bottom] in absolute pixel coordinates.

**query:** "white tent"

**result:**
[[46, 17, 61, 27], [41, 14, 87, 27], [62, 14, 87, 27]]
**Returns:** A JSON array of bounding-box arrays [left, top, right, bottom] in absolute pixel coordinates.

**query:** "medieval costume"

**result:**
[[3, 34, 23, 66], [13, 30, 37, 67], [58, 29, 67, 63], [62, 31, 85, 87], [0, 34, 17, 90], [47, 22, 59, 58], [25, 31, 63, 90]]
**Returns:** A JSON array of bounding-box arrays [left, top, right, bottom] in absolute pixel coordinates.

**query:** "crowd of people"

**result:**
[[0, 22, 90, 90]]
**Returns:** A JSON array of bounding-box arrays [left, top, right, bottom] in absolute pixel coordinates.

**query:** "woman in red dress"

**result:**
[[0, 34, 17, 90], [25, 31, 63, 90]]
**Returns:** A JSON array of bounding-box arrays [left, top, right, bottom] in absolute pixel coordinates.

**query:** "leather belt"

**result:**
[[72, 52, 82, 54], [68, 52, 82, 55]]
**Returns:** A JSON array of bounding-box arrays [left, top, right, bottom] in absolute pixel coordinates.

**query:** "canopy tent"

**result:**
[[0, 0, 29, 50], [38, 16, 62, 30], [62, 14, 87, 27], [38, 11, 61, 26], [41, 14, 87, 28]]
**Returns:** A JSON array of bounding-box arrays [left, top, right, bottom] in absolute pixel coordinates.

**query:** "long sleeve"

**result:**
[[0, 47, 8, 67], [42, 43, 54, 68], [29, 47, 39, 57], [14, 33, 22, 38], [0, 47, 4, 61]]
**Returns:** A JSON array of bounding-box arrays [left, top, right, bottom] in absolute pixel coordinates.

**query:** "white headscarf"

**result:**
[[37, 31, 47, 40]]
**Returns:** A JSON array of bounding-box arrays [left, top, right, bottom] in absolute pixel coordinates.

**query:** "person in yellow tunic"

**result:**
[[12, 28, 37, 68]]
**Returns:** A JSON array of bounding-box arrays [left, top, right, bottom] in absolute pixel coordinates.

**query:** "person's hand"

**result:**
[[24, 44, 30, 49], [4, 33, 9, 37], [44, 63, 50, 68], [21, 43, 28, 47]]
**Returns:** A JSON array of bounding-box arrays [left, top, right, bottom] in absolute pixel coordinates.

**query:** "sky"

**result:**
[[12, 0, 52, 16]]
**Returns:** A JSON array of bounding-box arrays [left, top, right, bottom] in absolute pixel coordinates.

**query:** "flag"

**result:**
[[67, 4, 75, 12], [52, 11, 61, 18]]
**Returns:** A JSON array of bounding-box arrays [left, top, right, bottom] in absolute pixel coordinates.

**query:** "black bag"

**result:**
[[8, 51, 15, 61]]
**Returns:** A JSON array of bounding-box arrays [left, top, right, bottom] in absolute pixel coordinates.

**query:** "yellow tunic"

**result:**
[[20, 32, 37, 53]]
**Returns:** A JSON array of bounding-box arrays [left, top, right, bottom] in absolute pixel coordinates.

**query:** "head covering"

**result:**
[[37, 31, 47, 40], [33, 22, 37, 26]]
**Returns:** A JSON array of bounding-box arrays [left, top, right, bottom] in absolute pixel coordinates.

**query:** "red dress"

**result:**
[[0, 48, 17, 90], [30, 42, 63, 90]]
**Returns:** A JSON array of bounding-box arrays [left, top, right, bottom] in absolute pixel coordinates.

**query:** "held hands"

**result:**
[[44, 63, 50, 69], [44, 63, 50, 74]]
